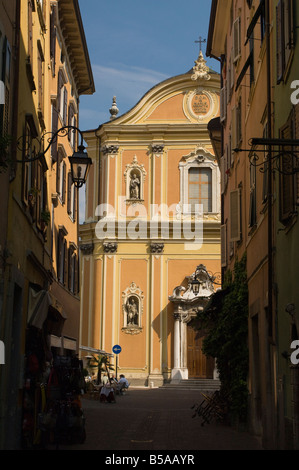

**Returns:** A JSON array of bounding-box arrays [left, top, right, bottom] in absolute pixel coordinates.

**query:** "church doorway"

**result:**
[[187, 325, 214, 379]]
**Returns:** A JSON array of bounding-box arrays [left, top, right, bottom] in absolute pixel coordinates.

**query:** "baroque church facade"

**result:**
[[79, 52, 221, 386]]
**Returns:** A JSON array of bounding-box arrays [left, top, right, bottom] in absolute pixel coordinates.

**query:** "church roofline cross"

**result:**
[[195, 36, 206, 53]]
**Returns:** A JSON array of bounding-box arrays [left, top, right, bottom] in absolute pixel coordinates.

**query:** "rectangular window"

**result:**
[[233, 17, 241, 63], [1, 38, 11, 136], [50, 5, 56, 76], [249, 163, 257, 227], [188, 168, 212, 213], [37, 41, 44, 115], [220, 85, 227, 122], [67, 171, 77, 221], [221, 224, 227, 267], [57, 229, 67, 285], [68, 246, 78, 294], [56, 149, 66, 204], [51, 104, 59, 162], [28, 1, 33, 64], [276, 0, 296, 83], [230, 188, 241, 242], [22, 115, 38, 207]]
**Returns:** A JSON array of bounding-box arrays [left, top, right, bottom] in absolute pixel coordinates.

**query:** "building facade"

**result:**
[[79, 52, 221, 386], [207, 0, 299, 450], [0, 0, 94, 449]]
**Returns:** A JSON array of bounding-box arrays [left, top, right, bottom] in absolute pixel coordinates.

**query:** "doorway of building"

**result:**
[[187, 324, 214, 378]]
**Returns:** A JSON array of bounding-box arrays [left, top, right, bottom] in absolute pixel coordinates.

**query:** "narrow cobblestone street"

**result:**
[[49, 387, 263, 452]]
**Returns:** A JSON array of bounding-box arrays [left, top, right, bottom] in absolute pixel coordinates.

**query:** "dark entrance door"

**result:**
[[187, 325, 214, 378]]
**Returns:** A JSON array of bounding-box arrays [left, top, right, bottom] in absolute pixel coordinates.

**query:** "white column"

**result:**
[[173, 314, 181, 369], [171, 312, 188, 383]]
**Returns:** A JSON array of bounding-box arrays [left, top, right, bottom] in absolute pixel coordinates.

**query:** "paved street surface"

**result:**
[[49, 387, 263, 453]]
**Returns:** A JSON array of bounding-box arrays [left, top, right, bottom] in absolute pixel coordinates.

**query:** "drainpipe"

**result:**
[[265, 0, 275, 447], [266, 0, 273, 346]]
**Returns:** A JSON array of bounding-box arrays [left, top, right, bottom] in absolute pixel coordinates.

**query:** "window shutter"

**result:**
[[220, 155, 225, 194], [67, 171, 72, 214], [50, 6, 56, 73], [74, 184, 77, 222], [63, 239, 67, 286], [51, 106, 58, 162], [221, 224, 227, 267], [57, 233, 63, 282], [37, 47, 43, 112], [233, 17, 241, 62], [75, 254, 79, 295], [68, 247, 72, 291], [56, 150, 61, 193], [28, 1, 33, 64], [63, 87, 68, 125], [62, 160, 66, 204], [57, 71, 63, 113], [68, 105, 72, 140], [249, 164, 257, 227], [220, 86, 227, 122], [230, 189, 241, 241], [231, 106, 237, 150], [284, 0, 295, 65]]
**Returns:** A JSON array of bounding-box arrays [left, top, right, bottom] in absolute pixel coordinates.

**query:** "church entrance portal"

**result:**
[[187, 325, 214, 379]]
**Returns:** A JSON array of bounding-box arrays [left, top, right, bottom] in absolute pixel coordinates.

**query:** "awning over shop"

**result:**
[[79, 345, 113, 357], [27, 288, 67, 334], [48, 334, 77, 351]]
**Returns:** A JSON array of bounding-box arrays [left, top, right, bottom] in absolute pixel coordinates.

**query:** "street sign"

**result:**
[[112, 344, 122, 354]]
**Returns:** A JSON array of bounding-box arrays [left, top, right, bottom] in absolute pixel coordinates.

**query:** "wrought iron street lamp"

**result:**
[[2, 125, 92, 187], [68, 144, 92, 188]]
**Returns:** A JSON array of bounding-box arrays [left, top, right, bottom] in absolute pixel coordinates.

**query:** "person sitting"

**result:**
[[117, 374, 129, 394]]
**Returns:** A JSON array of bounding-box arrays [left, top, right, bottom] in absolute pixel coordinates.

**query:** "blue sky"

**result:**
[[77, 0, 219, 131]]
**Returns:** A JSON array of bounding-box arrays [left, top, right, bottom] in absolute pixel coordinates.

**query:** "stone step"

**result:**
[[161, 379, 221, 390]]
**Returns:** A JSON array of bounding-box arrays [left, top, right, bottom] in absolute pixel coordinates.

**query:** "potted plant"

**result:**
[[87, 354, 114, 385], [40, 209, 50, 241], [41, 209, 50, 225]]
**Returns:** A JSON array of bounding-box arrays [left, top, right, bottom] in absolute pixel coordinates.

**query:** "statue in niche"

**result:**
[[126, 296, 139, 326], [129, 172, 140, 199]]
